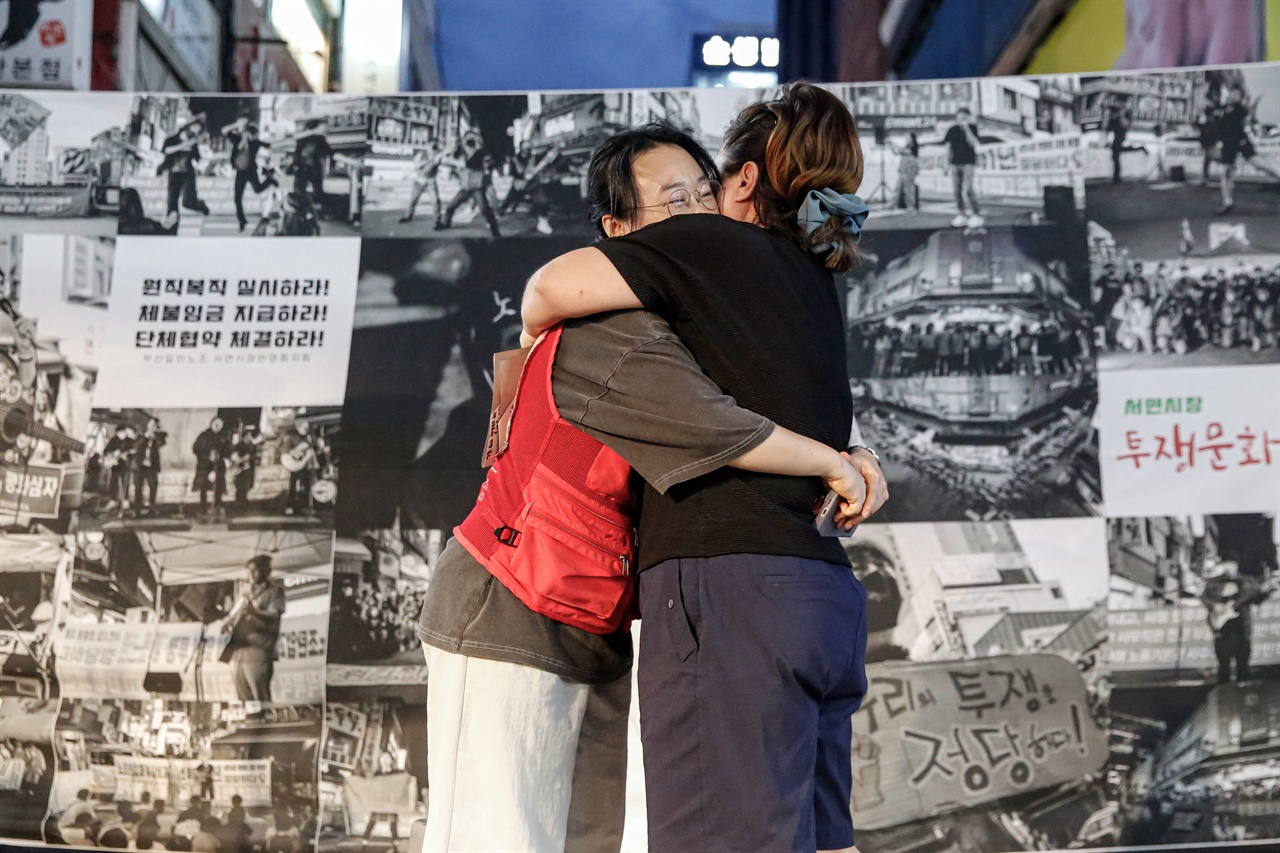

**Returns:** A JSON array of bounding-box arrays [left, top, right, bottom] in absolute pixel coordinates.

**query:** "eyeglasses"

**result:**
[[626, 180, 721, 217]]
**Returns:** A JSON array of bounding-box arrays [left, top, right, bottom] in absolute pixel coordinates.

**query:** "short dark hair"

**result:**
[[231, 795, 242, 805], [100, 827, 129, 849], [77, 788, 91, 800], [585, 122, 719, 240]]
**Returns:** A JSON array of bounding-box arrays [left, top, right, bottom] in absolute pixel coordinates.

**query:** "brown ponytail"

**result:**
[[720, 82, 865, 272]]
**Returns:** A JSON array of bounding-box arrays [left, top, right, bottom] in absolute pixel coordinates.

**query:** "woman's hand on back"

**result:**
[[823, 453, 867, 532]]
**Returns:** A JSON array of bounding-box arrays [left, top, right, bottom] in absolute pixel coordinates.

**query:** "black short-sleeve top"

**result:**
[[595, 214, 853, 570]]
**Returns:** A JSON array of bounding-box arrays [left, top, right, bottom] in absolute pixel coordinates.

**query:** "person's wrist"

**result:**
[[823, 447, 849, 482], [848, 444, 880, 466]]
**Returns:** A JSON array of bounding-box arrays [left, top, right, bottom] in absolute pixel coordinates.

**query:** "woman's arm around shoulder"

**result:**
[[521, 247, 641, 340]]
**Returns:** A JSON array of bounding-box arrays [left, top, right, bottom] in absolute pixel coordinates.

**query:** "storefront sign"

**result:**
[[0, 0, 92, 89]]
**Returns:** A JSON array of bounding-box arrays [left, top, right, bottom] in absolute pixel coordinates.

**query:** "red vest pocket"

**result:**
[[508, 509, 631, 624]]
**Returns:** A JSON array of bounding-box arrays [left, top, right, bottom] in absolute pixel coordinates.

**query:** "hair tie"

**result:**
[[798, 188, 870, 255]]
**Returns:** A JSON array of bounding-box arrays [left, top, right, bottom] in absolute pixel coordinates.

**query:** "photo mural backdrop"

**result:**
[[0, 62, 1277, 852]]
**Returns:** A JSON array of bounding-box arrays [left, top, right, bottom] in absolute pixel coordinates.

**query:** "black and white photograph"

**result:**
[[47, 699, 321, 851], [60, 528, 332, 708], [336, 237, 580, 536], [357, 91, 715, 239], [317, 698, 426, 853], [121, 94, 367, 237], [327, 528, 441, 689], [846, 225, 1101, 522], [1106, 512, 1280, 846], [0, 233, 97, 534], [1088, 214, 1280, 371], [846, 518, 1113, 851], [0, 534, 71, 699], [320, 529, 436, 852], [829, 78, 1084, 231], [0, 91, 131, 236], [81, 406, 340, 529], [1080, 67, 1280, 224], [0, 697, 56, 843]]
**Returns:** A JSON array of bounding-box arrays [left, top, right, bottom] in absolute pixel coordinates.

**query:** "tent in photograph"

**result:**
[[0, 703, 57, 742], [0, 538, 64, 572], [136, 529, 333, 586]]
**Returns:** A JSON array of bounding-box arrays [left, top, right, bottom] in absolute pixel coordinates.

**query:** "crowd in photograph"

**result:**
[[0, 739, 49, 799], [849, 316, 1091, 379], [51, 789, 317, 852], [1124, 774, 1280, 844], [327, 578, 427, 662], [1095, 259, 1280, 355]]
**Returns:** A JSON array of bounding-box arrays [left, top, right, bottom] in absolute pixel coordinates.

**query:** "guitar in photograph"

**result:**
[[0, 352, 85, 460], [1206, 573, 1280, 632], [280, 438, 317, 473]]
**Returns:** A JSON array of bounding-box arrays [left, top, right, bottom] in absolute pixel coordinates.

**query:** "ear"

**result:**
[[725, 161, 761, 205], [601, 214, 631, 238]]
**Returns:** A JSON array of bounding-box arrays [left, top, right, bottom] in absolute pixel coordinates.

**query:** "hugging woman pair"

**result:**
[[416, 82, 888, 853]]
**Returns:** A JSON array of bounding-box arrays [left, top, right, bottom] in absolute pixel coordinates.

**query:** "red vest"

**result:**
[[455, 326, 636, 634]]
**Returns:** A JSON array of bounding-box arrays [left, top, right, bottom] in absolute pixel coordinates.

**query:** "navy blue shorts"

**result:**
[[637, 554, 868, 852]]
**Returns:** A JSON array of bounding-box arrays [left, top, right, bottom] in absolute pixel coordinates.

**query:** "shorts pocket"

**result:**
[[765, 570, 836, 600], [765, 573, 835, 585], [668, 561, 699, 661]]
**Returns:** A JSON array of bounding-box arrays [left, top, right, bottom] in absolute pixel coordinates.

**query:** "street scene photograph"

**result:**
[[0, 233, 98, 535], [81, 406, 340, 529], [846, 224, 1101, 522], [47, 699, 321, 851], [0, 91, 131, 237], [356, 91, 726, 239], [317, 698, 425, 853], [843, 518, 1113, 851], [1106, 512, 1280, 847], [60, 528, 332, 708], [1081, 67, 1280, 225], [829, 77, 1084, 231], [120, 94, 366, 238], [327, 528, 441, 689]]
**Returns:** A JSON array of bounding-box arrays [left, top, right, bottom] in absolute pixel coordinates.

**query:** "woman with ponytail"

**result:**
[[521, 83, 885, 852]]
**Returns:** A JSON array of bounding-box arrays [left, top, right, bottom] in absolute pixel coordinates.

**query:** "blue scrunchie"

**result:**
[[797, 188, 870, 255]]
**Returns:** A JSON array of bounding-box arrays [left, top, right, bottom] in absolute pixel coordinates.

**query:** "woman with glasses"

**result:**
[[521, 82, 885, 853], [417, 121, 880, 852]]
